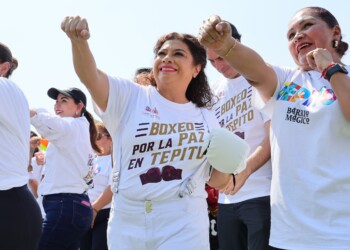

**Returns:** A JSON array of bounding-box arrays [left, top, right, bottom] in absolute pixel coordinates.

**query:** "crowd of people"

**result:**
[[0, 5, 349, 250]]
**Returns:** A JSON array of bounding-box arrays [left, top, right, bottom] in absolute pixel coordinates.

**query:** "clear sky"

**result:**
[[2, 0, 349, 117]]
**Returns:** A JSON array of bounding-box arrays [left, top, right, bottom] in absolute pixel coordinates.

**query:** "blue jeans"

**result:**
[[80, 208, 110, 250], [38, 193, 93, 250]]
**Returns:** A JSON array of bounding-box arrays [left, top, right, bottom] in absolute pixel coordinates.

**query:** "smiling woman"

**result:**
[[29, 87, 101, 249], [59, 15, 250, 250]]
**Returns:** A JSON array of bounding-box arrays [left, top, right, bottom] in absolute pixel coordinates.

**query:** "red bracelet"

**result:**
[[321, 63, 336, 79]]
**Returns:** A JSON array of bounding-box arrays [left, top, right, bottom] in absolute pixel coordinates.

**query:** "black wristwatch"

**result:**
[[325, 63, 348, 81]]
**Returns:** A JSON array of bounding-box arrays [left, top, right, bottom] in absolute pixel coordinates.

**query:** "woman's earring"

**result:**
[[75, 111, 78, 116], [333, 40, 339, 48]]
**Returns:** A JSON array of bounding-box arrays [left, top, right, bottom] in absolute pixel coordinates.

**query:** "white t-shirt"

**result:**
[[88, 154, 112, 209], [0, 78, 30, 190], [254, 66, 350, 249], [211, 76, 272, 203], [29, 155, 45, 182], [94, 76, 212, 201], [31, 110, 96, 195]]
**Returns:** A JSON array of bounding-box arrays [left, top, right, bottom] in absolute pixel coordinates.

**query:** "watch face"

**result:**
[[340, 65, 348, 74]]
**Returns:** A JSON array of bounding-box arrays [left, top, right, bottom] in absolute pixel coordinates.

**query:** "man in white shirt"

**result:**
[[207, 24, 272, 250]]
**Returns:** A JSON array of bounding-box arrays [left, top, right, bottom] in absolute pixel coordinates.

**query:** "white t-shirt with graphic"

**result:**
[[211, 76, 272, 203], [254, 66, 350, 249], [94, 76, 212, 202], [0, 78, 30, 190], [31, 110, 96, 195], [88, 154, 112, 209]]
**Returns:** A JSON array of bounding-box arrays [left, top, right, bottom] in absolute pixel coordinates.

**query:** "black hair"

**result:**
[[153, 32, 215, 108], [0, 43, 18, 78], [228, 23, 242, 41], [303, 7, 348, 57]]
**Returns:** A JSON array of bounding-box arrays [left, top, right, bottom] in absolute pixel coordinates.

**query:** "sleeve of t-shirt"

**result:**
[[93, 75, 141, 136], [30, 109, 77, 144], [252, 65, 293, 117]]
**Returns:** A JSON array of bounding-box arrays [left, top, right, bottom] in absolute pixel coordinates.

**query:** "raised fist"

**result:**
[[61, 16, 90, 41]]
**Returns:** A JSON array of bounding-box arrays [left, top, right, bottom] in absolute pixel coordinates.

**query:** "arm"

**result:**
[[330, 73, 350, 122], [28, 179, 39, 198], [92, 185, 113, 212], [90, 185, 113, 227], [199, 15, 277, 101], [207, 169, 231, 190], [221, 121, 271, 195], [306, 48, 350, 122], [61, 16, 109, 111], [30, 109, 76, 143]]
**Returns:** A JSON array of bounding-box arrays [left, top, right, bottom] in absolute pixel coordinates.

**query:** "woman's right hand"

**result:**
[[61, 16, 90, 41]]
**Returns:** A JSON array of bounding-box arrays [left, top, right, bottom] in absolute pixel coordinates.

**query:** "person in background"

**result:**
[[134, 67, 154, 85], [207, 23, 272, 250], [28, 131, 41, 197], [0, 42, 42, 250], [80, 121, 113, 250], [199, 6, 350, 250], [61, 16, 249, 250], [28, 131, 47, 197], [28, 132, 47, 218], [30, 87, 100, 250]]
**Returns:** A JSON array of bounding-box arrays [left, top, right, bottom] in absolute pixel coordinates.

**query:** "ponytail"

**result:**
[[83, 109, 102, 154]]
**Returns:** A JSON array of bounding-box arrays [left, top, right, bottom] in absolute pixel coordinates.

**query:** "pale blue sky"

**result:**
[[2, 0, 349, 114]]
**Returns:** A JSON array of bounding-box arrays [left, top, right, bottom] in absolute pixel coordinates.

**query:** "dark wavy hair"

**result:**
[[152, 32, 215, 108], [0, 43, 18, 78], [303, 7, 348, 57]]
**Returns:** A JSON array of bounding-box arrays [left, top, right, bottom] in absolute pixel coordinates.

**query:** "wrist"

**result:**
[[322, 63, 348, 81], [217, 38, 238, 58], [321, 63, 336, 79]]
